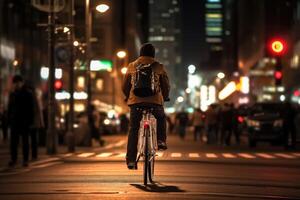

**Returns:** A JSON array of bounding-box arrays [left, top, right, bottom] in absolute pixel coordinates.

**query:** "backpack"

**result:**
[[132, 62, 160, 97]]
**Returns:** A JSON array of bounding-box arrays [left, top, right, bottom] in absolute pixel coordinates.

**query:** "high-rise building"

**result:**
[[148, 0, 182, 102]]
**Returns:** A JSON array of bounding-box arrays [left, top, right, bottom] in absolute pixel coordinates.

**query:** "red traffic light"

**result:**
[[54, 80, 63, 90], [269, 38, 287, 56], [274, 71, 282, 80]]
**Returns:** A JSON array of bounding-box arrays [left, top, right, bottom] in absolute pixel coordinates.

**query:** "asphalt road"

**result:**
[[0, 134, 300, 200]]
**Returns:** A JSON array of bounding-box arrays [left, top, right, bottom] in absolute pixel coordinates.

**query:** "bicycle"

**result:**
[[136, 108, 158, 185]]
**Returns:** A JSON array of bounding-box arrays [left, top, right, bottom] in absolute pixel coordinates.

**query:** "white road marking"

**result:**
[[96, 153, 113, 158], [206, 153, 217, 158], [62, 153, 73, 157], [222, 153, 236, 158], [238, 153, 256, 159], [292, 153, 300, 157], [114, 140, 126, 147], [189, 153, 200, 158], [77, 153, 95, 158], [115, 153, 126, 158], [274, 153, 296, 159], [256, 153, 275, 159], [156, 152, 164, 157], [171, 153, 182, 158]]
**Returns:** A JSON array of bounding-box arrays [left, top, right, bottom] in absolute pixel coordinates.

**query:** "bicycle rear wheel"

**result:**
[[148, 154, 155, 183], [143, 129, 149, 186]]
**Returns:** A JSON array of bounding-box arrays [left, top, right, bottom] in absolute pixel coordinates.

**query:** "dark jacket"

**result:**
[[122, 56, 170, 106], [8, 86, 35, 128]]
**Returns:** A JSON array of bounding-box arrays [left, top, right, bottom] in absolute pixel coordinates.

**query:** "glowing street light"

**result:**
[[217, 72, 225, 79], [73, 40, 79, 47], [117, 50, 127, 59], [96, 4, 110, 13], [188, 64, 196, 74], [121, 67, 128, 75], [177, 96, 184, 103]]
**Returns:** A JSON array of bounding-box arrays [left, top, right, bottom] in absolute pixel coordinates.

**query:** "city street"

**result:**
[[1, 133, 300, 200]]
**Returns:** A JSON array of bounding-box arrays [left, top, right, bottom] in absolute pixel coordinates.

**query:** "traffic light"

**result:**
[[274, 70, 282, 86], [269, 38, 287, 56], [54, 80, 63, 91], [268, 38, 287, 86]]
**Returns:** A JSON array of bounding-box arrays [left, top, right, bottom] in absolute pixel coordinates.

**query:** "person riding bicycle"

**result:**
[[122, 43, 170, 169]]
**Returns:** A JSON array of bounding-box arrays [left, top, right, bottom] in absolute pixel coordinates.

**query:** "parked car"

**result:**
[[246, 103, 285, 147]]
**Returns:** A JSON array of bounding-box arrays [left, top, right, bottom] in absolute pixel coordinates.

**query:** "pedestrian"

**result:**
[[26, 84, 44, 160], [282, 102, 297, 149], [205, 104, 218, 144], [88, 105, 105, 147], [191, 108, 205, 142], [220, 103, 234, 146], [7, 75, 35, 167], [0, 105, 8, 142], [175, 109, 189, 140]]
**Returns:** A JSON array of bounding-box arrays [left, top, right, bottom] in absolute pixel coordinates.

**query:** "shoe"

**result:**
[[22, 161, 29, 167], [99, 139, 105, 147], [158, 141, 168, 150], [127, 162, 137, 170], [8, 161, 16, 167]]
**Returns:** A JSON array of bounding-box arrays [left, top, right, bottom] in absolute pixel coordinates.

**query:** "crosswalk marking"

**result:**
[[256, 153, 275, 159], [77, 153, 95, 158], [238, 153, 256, 159], [171, 153, 182, 158], [115, 153, 126, 158], [156, 152, 164, 157], [275, 153, 296, 159], [62, 153, 73, 157], [189, 153, 200, 158], [115, 140, 126, 147], [96, 153, 113, 158], [206, 153, 217, 158], [73, 152, 300, 160], [222, 153, 236, 158]]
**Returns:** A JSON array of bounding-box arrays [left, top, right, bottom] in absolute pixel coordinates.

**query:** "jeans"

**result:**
[[126, 104, 166, 163], [10, 127, 30, 163]]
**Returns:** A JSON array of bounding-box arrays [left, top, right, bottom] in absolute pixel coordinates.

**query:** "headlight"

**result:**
[[273, 119, 283, 127], [247, 119, 260, 127]]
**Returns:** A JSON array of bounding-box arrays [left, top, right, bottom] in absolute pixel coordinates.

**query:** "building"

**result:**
[[148, 0, 182, 103]]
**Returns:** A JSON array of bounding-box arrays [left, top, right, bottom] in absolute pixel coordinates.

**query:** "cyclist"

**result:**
[[122, 43, 170, 169]]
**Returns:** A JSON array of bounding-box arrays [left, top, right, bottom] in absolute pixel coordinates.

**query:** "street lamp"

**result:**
[[85, 0, 109, 116]]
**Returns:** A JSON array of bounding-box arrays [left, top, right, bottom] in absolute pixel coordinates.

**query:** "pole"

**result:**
[[46, 0, 57, 154], [86, 0, 92, 113], [67, 0, 75, 152], [85, 0, 93, 146]]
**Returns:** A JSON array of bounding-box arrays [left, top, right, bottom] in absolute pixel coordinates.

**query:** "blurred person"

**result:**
[[282, 102, 297, 149], [205, 104, 218, 144], [191, 108, 205, 142], [26, 83, 44, 160], [0, 105, 8, 142], [7, 75, 35, 167], [88, 105, 105, 147], [166, 115, 174, 134], [220, 103, 234, 146], [122, 43, 170, 169], [175, 109, 189, 140]]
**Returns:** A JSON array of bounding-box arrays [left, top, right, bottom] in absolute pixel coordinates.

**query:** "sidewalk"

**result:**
[[0, 134, 127, 169]]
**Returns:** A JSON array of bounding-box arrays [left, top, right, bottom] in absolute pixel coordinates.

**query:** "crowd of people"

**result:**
[[169, 104, 241, 145]]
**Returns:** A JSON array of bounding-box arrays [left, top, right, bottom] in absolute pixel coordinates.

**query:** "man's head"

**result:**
[[12, 75, 24, 90], [140, 43, 155, 58]]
